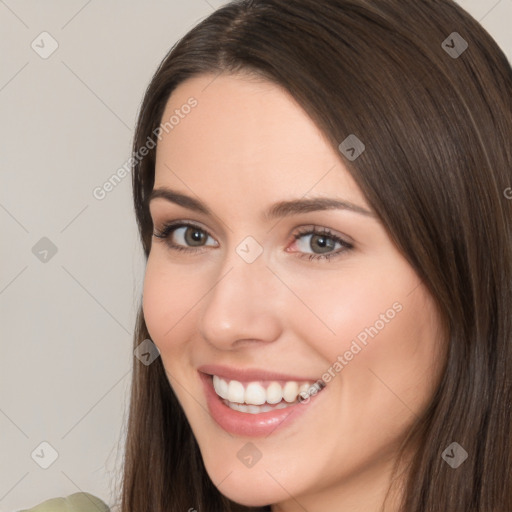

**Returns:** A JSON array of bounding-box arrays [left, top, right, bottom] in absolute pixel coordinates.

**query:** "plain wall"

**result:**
[[1, 1, 511, 510]]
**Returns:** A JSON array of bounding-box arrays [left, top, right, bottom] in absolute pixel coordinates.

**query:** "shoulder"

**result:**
[[19, 492, 110, 512]]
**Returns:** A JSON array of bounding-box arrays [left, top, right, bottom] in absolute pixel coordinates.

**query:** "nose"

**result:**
[[198, 251, 283, 350]]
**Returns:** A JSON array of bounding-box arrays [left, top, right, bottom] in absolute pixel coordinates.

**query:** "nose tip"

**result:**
[[198, 258, 282, 350]]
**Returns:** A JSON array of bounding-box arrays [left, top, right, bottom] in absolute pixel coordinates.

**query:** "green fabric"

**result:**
[[19, 492, 110, 512]]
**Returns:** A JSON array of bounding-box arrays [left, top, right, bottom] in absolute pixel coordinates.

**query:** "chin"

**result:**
[[201, 455, 289, 508]]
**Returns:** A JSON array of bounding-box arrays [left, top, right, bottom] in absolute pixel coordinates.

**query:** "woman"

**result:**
[[121, 1, 512, 511]]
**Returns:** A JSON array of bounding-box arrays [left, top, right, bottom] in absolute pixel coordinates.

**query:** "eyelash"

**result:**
[[291, 226, 353, 261], [152, 221, 354, 262]]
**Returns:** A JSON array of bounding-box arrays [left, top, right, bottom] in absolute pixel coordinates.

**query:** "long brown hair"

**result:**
[[120, 1, 512, 510]]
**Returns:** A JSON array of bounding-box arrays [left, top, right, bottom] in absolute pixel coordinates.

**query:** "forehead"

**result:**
[[154, 73, 368, 209]]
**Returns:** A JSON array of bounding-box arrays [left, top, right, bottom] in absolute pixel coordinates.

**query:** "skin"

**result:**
[[143, 73, 447, 512]]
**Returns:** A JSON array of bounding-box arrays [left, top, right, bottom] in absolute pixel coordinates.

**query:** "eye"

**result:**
[[153, 222, 218, 251], [288, 226, 353, 261]]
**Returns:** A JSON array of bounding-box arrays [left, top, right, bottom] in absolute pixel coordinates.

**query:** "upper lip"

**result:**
[[198, 364, 321, 383]]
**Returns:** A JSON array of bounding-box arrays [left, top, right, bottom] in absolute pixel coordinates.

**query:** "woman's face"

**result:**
[[143, 73, 445, 510]]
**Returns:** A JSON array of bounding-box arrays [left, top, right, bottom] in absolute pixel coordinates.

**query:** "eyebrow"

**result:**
[[149, 187, 375, 219]]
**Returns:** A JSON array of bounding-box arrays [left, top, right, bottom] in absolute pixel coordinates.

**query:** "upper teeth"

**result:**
[[212, 375, 315, 405]]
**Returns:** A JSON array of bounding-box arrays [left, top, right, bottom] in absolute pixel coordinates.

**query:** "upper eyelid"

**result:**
[[150, 204, 359, 241], [149, 206, 229, 237], [292, 225, 354, 244], [153, 220, 217, 240], [153, 219, 210, 233], [155, 221, 352, 248], [290, 229, 353, 253], [153, 220, 346, 236]]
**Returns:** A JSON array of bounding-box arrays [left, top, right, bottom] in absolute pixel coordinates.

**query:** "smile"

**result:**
[[212, 375, 324, 409], [199, 368, 327, 437]]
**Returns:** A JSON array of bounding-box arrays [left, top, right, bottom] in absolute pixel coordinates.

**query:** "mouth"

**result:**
[[212, 374, 325, 412], [198, 365, 326, 437]]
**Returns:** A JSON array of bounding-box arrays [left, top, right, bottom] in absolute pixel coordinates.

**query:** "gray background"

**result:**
[[1, 1, 511, 510]]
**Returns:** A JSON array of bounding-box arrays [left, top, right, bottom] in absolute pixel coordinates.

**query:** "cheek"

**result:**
[[362, 285, 445, 391], [287, 258, 443, 408], [333, 283, 444, 440], [142, 255, 201, 348], [280, 259, 413, 359]]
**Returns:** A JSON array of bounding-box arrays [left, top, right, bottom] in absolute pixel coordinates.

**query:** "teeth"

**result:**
[[266, 382, 283, 404], [225, 401, 293, 413], [244, 382, 267, 405], [283, 381, 299, 403], [212, 375, 322, 405], [227, 380, 245, 403], [213, 375, 229, 399], [298, 383, 310, 399]]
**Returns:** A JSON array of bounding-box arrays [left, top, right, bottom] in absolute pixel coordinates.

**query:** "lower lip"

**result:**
[[199, 372, 325, 437]]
